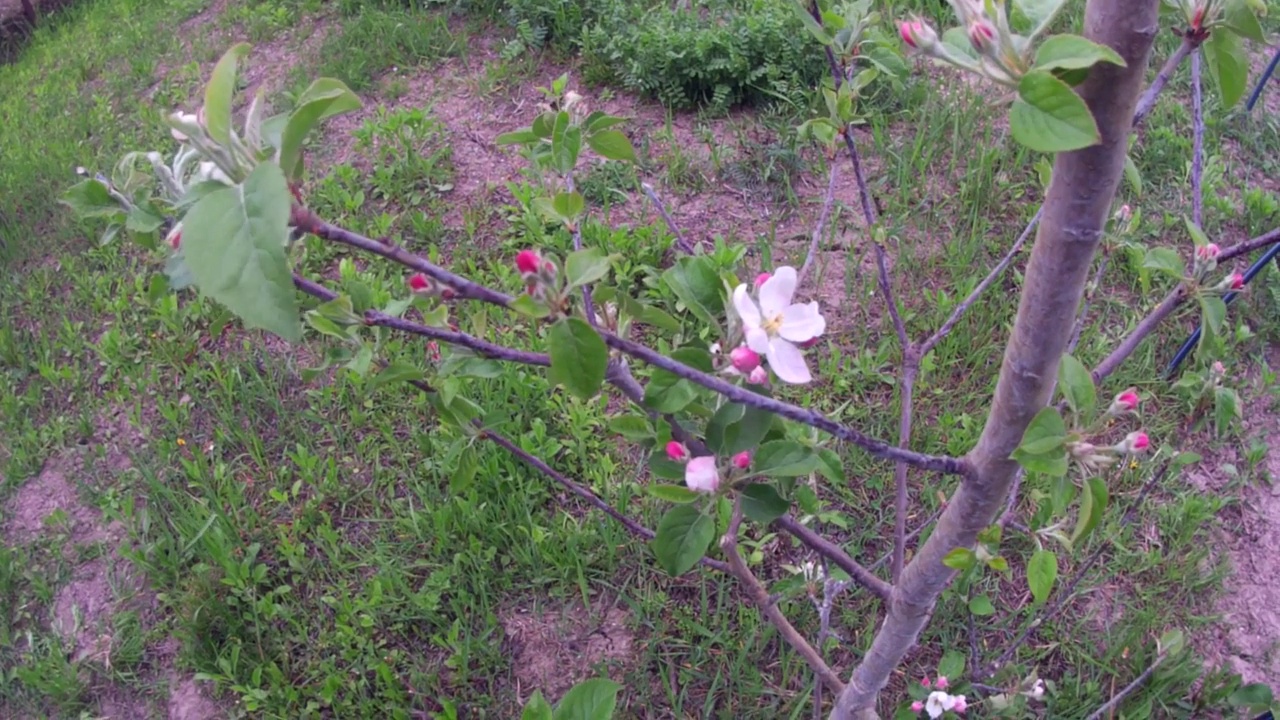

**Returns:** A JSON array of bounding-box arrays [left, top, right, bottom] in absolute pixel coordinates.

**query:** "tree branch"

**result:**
[[799, 163, 841, 287], [920, 207, 1042, 355], [1083, 656, 1164, 720], [482, 423, 731, 572], [1190, 48, 1204, 228], [723, 497, 846, 695], [773, 514, 891, 600], [566, 175, 599, 327], [1132, 35, 1194, 129], [292, 275, 550, 367], [641, 182, 695, 255], [602, 331, 969, 476]]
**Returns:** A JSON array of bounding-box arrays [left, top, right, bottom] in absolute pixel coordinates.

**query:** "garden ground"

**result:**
[[2, 0, 1280, 718]]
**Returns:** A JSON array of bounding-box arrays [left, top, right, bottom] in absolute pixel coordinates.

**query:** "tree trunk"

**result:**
[[829, 1, 1160, 717]]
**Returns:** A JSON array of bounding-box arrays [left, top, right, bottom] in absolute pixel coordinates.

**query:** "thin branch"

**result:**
[[1191, 48, 1205, 228], [798, 163, 841, 287], [920, 207, 1041, 355], [1083, 656, 1165, 720], [773, 514, 892, 600], [890, 364, 916, 583], [566, 175, 599, 327], [868, 504, 943, 573], [1089, 286, 1185, 385], [1131, 36, 1194, 129], [294, 208, 515, 308], [1221, 225, 1280, 261], [606, 360, 708, 456], [979, 459, 1172, 680], [722, 498, 846, 695], [641, 182, 695, 255], [1068, 251, 1112, 355], [602, 331, 970, 476], [292, 275, 550, 367], [483, 424, 731, 572]]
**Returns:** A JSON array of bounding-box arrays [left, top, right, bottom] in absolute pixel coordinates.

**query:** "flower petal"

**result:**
[[779, 302, 826, 342], [745, 327, 770, 355], [684, 456, 720, 493], [766, 338, 812, 384], [732, 284, 762, 329], [758, 266, 797, 316]]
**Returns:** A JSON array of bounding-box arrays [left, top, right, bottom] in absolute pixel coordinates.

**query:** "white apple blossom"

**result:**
[[925, 691, 956, 718], [684, 456, 720, 494], [731, 266, 825, 384]]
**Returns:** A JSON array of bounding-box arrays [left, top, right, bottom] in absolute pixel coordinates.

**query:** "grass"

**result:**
[[3, 0, 1280, 718]]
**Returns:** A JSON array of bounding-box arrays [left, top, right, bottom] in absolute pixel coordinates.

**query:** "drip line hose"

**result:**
[[1163, 242, 1280, 379], [1246, 46, 1280, 112]]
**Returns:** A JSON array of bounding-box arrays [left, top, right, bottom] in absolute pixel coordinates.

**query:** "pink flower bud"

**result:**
[[748, 366, 769, 386], [1230, 272, 1245, 290], [407, 273, 432, 293], [798, 337, 820, 350], [953, 695, 968, 713], [899, 20, 920, 48], [754, 272, 771, 289], [731, 451, 751, 470], [910, 701, 924, 713], [968, 21, 996, 52], [935, 676, 949, 690], [1211, 360, 1225, 376], [730, 346, 761, 374], [665, 441, 687, 462], [1118, 204, 1132, 222], [899, 17, 939, 52], [1118, 431, 1150, 455], [1196, 243, 1220, 262], [515, 249, 541, 275], [922, 678, 931, 688], [1111, 387, 1140, 414]]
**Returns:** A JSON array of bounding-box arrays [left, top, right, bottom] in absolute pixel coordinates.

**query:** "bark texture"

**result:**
[[829, 1, 1161, 717]]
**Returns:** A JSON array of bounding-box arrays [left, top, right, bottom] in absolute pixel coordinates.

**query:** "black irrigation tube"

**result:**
[[1163, 242, 1280, 378], [1245, 45, 1280, 112]]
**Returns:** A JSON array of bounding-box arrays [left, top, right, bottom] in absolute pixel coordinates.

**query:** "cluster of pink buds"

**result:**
[[516, 249, 558, 298], [665, 444, 753, 494], [1193, 242, 1220, 278], [406, 273, 457, 300], [912, 676, 967, 717]]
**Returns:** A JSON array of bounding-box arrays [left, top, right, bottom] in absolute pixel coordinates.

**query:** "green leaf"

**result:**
[[652, 506, 714, 576], [1142, 247, 1187, 279], [586, 129, 636, 163], [1013, 0, 1068, 35], [565, 247, 612, 290], [1057, 353, 1097, 419], [584, 112, 628, 133], [968, 594, 996, 616], [547, 317, 608, 400], [752, 440, 820, 478], [1017, 407, 1068, 455], [644, 376, 697, 414], [790, 1, 832, 44], [508, 294, 552, 318], [1227, 683, 1274, 709], [125, 206, 165, 234], [1027, 549, 1058, 604], [662, 256, 725, 329], [550, 111, 582, 175], [1214, 385, 1242, 436], [1200, 295, 1227, 337], [1185, 217, 1212, 247], [648, 452, 686, 481], [1222, 0, 1266, 43], [607, 415, 653, 442], [182, 162, 301, 342], [942, 547, 977, 572], [1123, 153, 1143, 196], [1203, 29, 1249, 108], [552, 678, 620, 720], [59, 179, 124, 219], [1033, 34, 1125, 72], [1072, 476, 1108, 544], [741, 484, 789, 523], [554, 191, 586, 221], [203, 43, 252, 145], [649, 484, 701, 503], [522, 690, 553, 720], [937, 650, 966, 681], [368, 361, 425, 390], [1010, 70, 1101, 153], [705, 402, 773, 456], [312, 295, 362, 326], [816, 448, 843, 483], [497, 128, 540, 145], [278, 77, 362, 181], [632, 304, 682, 333]]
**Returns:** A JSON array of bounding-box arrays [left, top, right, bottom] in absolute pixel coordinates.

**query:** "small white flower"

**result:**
[[925, 691, 956, 719], [1027, 679, 1045, 700], [731, 266, 825, 384], [684, 456, 720, 494]]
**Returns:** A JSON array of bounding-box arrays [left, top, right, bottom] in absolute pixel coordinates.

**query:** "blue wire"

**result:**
[[1163, 242, 1280, 378], [1246, 46, 1280, 112]]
